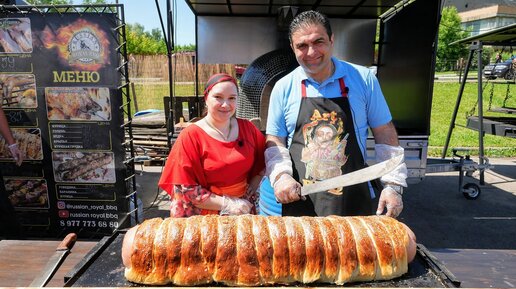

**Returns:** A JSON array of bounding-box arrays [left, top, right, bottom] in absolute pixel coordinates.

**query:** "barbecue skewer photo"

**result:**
[[0, 74, 37, 108], [52, 151, 116, 183], [0, 18, 33, 53], [5, 178, 49, 208], [45, 87, 111, 121], [0, 128, 43, 160]]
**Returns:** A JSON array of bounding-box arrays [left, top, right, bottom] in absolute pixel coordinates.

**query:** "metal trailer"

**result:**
[[433, 23, 516, 200], [170, 0, 494, 200]]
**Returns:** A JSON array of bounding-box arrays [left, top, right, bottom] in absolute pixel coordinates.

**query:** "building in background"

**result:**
[[446, 0, 516, 36]]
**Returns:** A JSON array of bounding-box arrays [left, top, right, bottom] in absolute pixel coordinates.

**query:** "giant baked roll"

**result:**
[[122, 215, 417, 286]]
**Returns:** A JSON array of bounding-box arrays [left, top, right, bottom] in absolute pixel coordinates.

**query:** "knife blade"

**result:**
[[29, 232, 77, 287], [300, 154, 404, 196]]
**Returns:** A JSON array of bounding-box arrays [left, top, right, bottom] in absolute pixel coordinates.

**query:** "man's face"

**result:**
[[290, 24, 334, 80]]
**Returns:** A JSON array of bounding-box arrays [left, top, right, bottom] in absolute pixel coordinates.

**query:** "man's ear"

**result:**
[[330, 34, 335, 45]]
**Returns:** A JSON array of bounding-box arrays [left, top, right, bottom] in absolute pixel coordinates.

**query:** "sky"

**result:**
[[118, 0, 195, 46], [79, 0, 196, 45]]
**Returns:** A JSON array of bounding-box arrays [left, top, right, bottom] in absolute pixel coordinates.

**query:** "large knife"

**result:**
[[301, 154, 404, 196], [29, 233, 77, 287]]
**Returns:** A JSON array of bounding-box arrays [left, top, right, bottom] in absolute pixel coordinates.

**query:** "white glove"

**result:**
[[220, 195, 252, 215], [8, 143, 23, 166], [375, 144, 408, 187], [265, 146, 293, 187], [376, 186, 403, 218], [273, 173, 302, 204]]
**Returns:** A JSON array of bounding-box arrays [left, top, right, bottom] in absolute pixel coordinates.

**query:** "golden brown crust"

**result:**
[[301, 217, 324, 283], [361, 216, 394, 279], [128, 217, 161, 283], [315, 217, 340, 282], [328, 215, 358, 284], [285, 217, 306, 282], [176, 216, 211, 285], [150, 218, 169, 284], [379, 215, 409, 273], [213, 215, 238, 284], [124, 215, 415, 286], [347, 216, 378, 282], [251, 214, 273, 282], [165, 217, 183, 282], [267, 216, 289, 282], [236, 215, 260, 285]]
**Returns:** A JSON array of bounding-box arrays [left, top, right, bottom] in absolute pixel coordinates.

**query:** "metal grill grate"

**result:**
[[237, 49, 298, 129]]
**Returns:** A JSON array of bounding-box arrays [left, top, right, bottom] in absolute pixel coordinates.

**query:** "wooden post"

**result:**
[[130, 82, 139, 113]]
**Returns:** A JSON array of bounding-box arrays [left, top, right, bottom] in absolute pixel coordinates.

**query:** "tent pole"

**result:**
[[441, 47, 474, 158], [477, 41, 485, 185]]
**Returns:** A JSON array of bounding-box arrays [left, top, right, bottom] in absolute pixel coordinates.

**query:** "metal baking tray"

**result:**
[[64, 230, 460, 287]]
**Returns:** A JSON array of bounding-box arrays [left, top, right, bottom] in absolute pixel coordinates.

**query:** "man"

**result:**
[[264, 10, 407, 218]]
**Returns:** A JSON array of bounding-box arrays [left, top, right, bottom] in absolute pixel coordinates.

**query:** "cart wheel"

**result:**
[[462, 183, 481, 200]]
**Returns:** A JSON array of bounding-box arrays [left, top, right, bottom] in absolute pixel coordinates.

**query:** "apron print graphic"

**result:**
[[300, 109, 349, 194]]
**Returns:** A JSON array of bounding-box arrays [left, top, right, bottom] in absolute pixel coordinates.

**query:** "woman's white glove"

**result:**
[[8, 143, 23, 166], [376, 186, 403, 218], [273, 173, 303, 204], [220, 195, 252, 215]]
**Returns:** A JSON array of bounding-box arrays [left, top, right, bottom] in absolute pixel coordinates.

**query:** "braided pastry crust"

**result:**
[[122, 215, 417, 286]]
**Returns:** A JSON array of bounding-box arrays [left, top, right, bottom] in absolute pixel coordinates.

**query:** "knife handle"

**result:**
[[56, 233, 77, 251]]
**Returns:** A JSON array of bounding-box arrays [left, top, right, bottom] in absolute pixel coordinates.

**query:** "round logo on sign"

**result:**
[[68, 29, 102, 64]]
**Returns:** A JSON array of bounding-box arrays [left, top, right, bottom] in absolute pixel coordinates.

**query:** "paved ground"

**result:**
[[134, 156, 516, 250]]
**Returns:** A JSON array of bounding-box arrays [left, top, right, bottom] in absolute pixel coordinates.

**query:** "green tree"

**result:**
[[436, 6, 469, 71], [126, 23, 168, 55], [25, 0, 71, 4], [80, 0, 108, 4]]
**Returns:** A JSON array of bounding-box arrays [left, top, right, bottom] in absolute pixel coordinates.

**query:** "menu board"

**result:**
[[0, 13, 130, 238]]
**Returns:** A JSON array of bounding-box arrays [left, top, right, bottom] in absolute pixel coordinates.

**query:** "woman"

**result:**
[[158, 73, 266, 217]]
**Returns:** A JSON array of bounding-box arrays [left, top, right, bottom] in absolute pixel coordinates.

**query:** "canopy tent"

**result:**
[[452, 22, 516, 46], [184, 0, 413, 18]]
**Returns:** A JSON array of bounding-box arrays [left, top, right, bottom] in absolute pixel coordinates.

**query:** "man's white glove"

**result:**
[[220, 195, 252, 215], [265, 146, 293, 188], [273, 173, 302, 204], [8, 143, 23, 166], [376, 186, 403, 218], [375, 144, 408, 187]]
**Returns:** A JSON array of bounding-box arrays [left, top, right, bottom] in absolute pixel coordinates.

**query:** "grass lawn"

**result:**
[[129, 81, 516, 157], [429, 81, 516, 157]]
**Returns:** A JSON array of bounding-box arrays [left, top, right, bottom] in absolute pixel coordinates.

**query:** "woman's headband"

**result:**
[[203, 73, 238, 99]]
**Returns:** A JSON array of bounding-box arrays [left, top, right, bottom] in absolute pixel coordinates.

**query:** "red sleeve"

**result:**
[[158, 125, 208, 195]]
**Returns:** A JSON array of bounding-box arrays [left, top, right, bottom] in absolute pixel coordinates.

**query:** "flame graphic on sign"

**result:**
[[41, 19, 111, 71]]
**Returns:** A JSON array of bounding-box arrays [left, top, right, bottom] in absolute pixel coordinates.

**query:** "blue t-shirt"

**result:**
[[264, 57, 392, 202], [266, 57, 392, 157]]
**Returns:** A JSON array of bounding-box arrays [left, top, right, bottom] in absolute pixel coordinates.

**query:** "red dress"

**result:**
[[158, 118, 265, 216]]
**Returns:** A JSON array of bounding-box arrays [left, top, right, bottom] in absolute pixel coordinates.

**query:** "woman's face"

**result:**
[[205, 81, 238, 122]]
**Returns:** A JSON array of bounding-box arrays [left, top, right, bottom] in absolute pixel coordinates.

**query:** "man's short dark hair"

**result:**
[[289, 10, 332, 43]]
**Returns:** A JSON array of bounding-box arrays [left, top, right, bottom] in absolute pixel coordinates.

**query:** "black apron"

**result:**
[[283, 77, 372, 217]]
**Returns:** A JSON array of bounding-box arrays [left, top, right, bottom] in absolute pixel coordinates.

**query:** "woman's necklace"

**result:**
[[205, 118, 232, 141]]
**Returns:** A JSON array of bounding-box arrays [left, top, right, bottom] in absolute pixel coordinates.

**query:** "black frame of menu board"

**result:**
[[0, 4, 137, 239]]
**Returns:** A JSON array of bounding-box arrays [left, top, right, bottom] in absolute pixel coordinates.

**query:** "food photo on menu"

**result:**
[[4, 178, 49, 209], [0, 74, 37, 108], [0, 128, 43, 160], [0, 18, 33, 54], [45, 87, 111, 121], [52, 151, 115, 183]]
